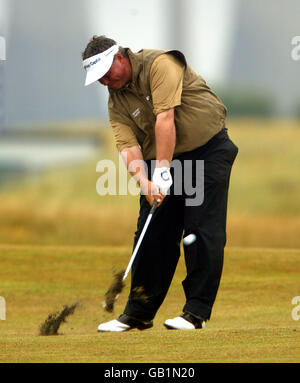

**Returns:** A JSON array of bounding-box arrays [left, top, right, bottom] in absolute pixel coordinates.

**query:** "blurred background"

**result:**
[[0, 0, 300, 249]]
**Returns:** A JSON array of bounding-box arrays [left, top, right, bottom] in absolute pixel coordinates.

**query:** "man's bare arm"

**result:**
[[120, 146, 164, 206], [155, 108, 176, 168]]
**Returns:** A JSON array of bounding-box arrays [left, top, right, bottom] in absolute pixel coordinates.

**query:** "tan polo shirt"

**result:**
[[110, 54, 184, 152], [109, 49, 226, 160], [150, 54, 184, 115]]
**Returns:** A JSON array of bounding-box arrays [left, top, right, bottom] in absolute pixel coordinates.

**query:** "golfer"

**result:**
[[82, 36, 238, 331]]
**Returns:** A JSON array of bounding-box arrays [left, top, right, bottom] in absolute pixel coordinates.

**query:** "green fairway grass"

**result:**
[[0, 244, 299, 363]]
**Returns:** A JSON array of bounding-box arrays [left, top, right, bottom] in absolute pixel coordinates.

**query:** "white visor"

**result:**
[[83, 44, 119, 86]]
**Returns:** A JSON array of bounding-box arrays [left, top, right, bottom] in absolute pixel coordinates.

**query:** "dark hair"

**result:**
[[82, 35, 127, 60]]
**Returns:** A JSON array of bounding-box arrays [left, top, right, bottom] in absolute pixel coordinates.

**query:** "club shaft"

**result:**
[[123, 201, 157, 281]]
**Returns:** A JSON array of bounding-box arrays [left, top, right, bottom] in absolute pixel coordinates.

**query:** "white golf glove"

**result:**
[[152, 167, 173, 195]]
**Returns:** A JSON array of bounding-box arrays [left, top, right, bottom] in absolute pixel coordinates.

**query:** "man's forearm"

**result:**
[[155, 109, 176, 168], [121, 145, 164, 205], [120, 145, 148, 187]]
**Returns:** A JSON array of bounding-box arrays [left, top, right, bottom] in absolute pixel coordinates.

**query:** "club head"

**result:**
[[102, 300, 114, 312]]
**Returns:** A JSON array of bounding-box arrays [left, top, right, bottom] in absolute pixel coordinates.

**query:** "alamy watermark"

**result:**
[[291, 36, 300, 61], [0, 36, 6, 61], [291, 296, 300, 321], [0, 296, 6, 320], [96, 154, 204, 207]]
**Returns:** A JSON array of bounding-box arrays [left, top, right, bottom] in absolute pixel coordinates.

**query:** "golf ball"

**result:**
[[183, 233, 197, 246]]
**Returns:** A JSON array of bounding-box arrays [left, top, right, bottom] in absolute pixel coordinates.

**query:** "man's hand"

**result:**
[[121, 146, 164, 207], [152, 167, 173, 195], [140, 179, 165, 207]]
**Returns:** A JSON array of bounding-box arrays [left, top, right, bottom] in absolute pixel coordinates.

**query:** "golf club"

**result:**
[[103, 200, 158, 312]]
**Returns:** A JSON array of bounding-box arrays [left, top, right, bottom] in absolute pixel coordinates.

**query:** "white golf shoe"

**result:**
[[164, 312, 206, 330], [98, 314, 153, 332], [98, 319, 131, 332]]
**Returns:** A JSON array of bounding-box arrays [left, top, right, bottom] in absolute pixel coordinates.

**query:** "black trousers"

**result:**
[[123, 128, 238, 321]]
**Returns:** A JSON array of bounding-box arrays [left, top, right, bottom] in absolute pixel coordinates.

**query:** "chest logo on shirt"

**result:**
[[132, 108, 141, 118]]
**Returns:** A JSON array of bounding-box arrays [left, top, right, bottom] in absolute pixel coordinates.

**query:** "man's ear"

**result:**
[[114, 52, 123, 61]]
